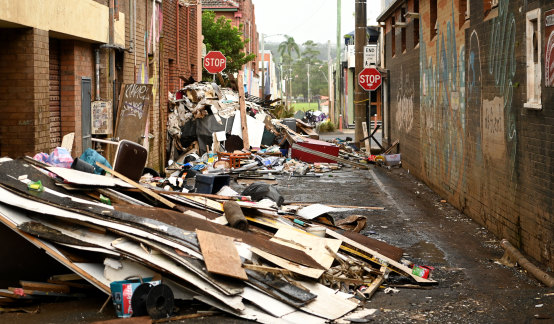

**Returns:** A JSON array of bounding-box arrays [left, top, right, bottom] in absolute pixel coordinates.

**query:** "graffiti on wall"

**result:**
[[545, 9, 554, 87], [486, 0, 517, 168], [419, 1, 466, 193], [395, 66, 414, 132]]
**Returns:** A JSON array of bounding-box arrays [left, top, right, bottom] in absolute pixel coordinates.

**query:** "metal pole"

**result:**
[[328, 40, 333, 119], [354, 0, 367, 144], [335, 0, 341, 125], [261, 34, 265, 98], [307, 62, 310, 109]]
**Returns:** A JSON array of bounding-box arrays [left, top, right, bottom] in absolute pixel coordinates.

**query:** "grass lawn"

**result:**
[[291, 102, 319, 112]]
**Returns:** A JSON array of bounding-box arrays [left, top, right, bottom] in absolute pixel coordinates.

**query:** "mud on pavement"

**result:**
[[277, 166, 553, 323]]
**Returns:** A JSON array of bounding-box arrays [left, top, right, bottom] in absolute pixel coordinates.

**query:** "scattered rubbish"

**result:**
[[0, 81, 442, 323]]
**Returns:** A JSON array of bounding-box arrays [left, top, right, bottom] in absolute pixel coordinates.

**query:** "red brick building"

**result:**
[[0, 0, 202, 172], [201, 0, 260, 95], [378, 0, 554, 268]]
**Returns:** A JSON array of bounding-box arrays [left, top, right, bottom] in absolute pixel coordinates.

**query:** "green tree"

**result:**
[[202, 11, 256, 80], [278, 35, 300, 64]]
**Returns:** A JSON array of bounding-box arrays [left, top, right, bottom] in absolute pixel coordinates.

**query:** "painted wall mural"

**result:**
[[395, 66, 414, 132], [486, 0, 517, 171], [419, 2, 466, 193], [545, 9, 554, 88]]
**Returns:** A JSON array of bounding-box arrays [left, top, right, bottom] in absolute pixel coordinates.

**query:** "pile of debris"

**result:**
[[0, 155, 435, 322], [0, 82, 431, 322]]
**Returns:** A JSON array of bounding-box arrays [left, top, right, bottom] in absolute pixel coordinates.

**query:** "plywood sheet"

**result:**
[[250, 247, 324, 279], [196, 230, 247, 280], [270, 226, 341, 269], [46, 167, 132, 188], [110, 238, 245, 311], [115, 84, 153, 144]]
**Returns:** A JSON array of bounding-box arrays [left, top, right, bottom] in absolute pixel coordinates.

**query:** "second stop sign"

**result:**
[[204, 51, 226, 74], [358, 67, 382, 91]]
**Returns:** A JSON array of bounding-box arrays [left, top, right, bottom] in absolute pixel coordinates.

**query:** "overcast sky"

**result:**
[[251, 0, 382, 45]]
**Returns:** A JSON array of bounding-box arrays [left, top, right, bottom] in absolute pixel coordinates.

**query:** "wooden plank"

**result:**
[[362, 122, 371, 153], [364, 266, 389, 299], [237, 71, 249, 149], [196, 230, 248, 280], [110, 238, 245, 311], [270, 226, 341, 269], [325, 229, 436, 284], [242, 264, 294, 276], [49, 273, 82, 282], [292, 144, 370, 169], [8, 287, 79, 298], [19, 281, 70, 294], [286, 202, 385, 210], [241, 286, 295, 318], [295, 280, 359, 320], [250, 247, 324, 279], [95, 162, 176, 209], [0, 204, 111, 294], [46, 166, 132, 188]]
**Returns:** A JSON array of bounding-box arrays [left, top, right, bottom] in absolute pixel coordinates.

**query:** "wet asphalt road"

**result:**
[[0, 164, 552, 323]]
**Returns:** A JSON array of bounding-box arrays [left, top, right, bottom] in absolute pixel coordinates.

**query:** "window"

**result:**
[[391, 16, 396, 56], [401, 8, 406, 52], [413, 0, 419, 47], [524, 9, 542, 109], [430, 0, 437, 39]]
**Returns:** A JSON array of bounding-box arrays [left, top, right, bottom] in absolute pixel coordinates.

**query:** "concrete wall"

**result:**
[[382, 0, 554, 268], [0, 0, 125, 46]]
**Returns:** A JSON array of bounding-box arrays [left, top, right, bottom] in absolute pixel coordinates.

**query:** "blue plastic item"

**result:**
[[80, 148, 112, 174]]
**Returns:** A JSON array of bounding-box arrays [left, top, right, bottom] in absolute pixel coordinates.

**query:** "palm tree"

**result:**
[[278, 35, 300, 108], [278, 35, 300, 61]]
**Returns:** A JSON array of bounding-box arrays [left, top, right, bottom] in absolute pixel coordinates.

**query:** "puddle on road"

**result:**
[[407, 240, 446, 264]]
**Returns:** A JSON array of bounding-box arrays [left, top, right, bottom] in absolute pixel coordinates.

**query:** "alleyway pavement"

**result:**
[[0, 162, 551, 323]]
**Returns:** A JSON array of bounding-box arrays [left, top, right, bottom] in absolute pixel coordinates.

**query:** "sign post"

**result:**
[[203, 51, 226, 74], [358, 67, 382, 91], [363, 45, 377, 68]]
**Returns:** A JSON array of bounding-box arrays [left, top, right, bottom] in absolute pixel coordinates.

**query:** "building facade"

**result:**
[[0, 0, 202, 172], [378, 0, 554, 268], [202, 0, 259, 95]]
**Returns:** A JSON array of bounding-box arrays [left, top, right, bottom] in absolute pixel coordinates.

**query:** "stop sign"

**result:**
[[204, 51, 226, 74], [358, 67, 382, 91]]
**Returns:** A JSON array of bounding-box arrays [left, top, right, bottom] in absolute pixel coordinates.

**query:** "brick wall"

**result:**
[[59, 40, 95, 156], [382, 0, 554, 268], [0, 28, 50, 157]]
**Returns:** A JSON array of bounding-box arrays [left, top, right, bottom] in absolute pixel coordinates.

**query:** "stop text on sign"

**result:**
[[358, 67, 382, 91], [204, 51, 226, 74], [359, 74, 381, 85], [204, 58, 225, 68]]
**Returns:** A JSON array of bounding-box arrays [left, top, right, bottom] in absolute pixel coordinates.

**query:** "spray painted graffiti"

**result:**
[[395, 66, 414, 132], [482, 96, 507, 161], [487, 0, 517, 168], [419, 1, 466, 193], [122, 101, 146, 119], [545, 9, 554, 87], [546, 32, 554, 87]]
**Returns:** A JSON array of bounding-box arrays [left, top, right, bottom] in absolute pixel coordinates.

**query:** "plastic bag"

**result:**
[[241, 182, 284, 206]]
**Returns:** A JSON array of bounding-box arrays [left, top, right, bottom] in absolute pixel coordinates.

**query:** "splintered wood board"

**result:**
[[362, 122, 371, 153], [196, 230, 247, 280], [19, 281, 70, 294], [270, 226, 341, 270], [250, 247, 324, 279]]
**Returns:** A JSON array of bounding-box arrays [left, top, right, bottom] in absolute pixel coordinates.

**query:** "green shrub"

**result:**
[[318, 121, 336, 133]]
